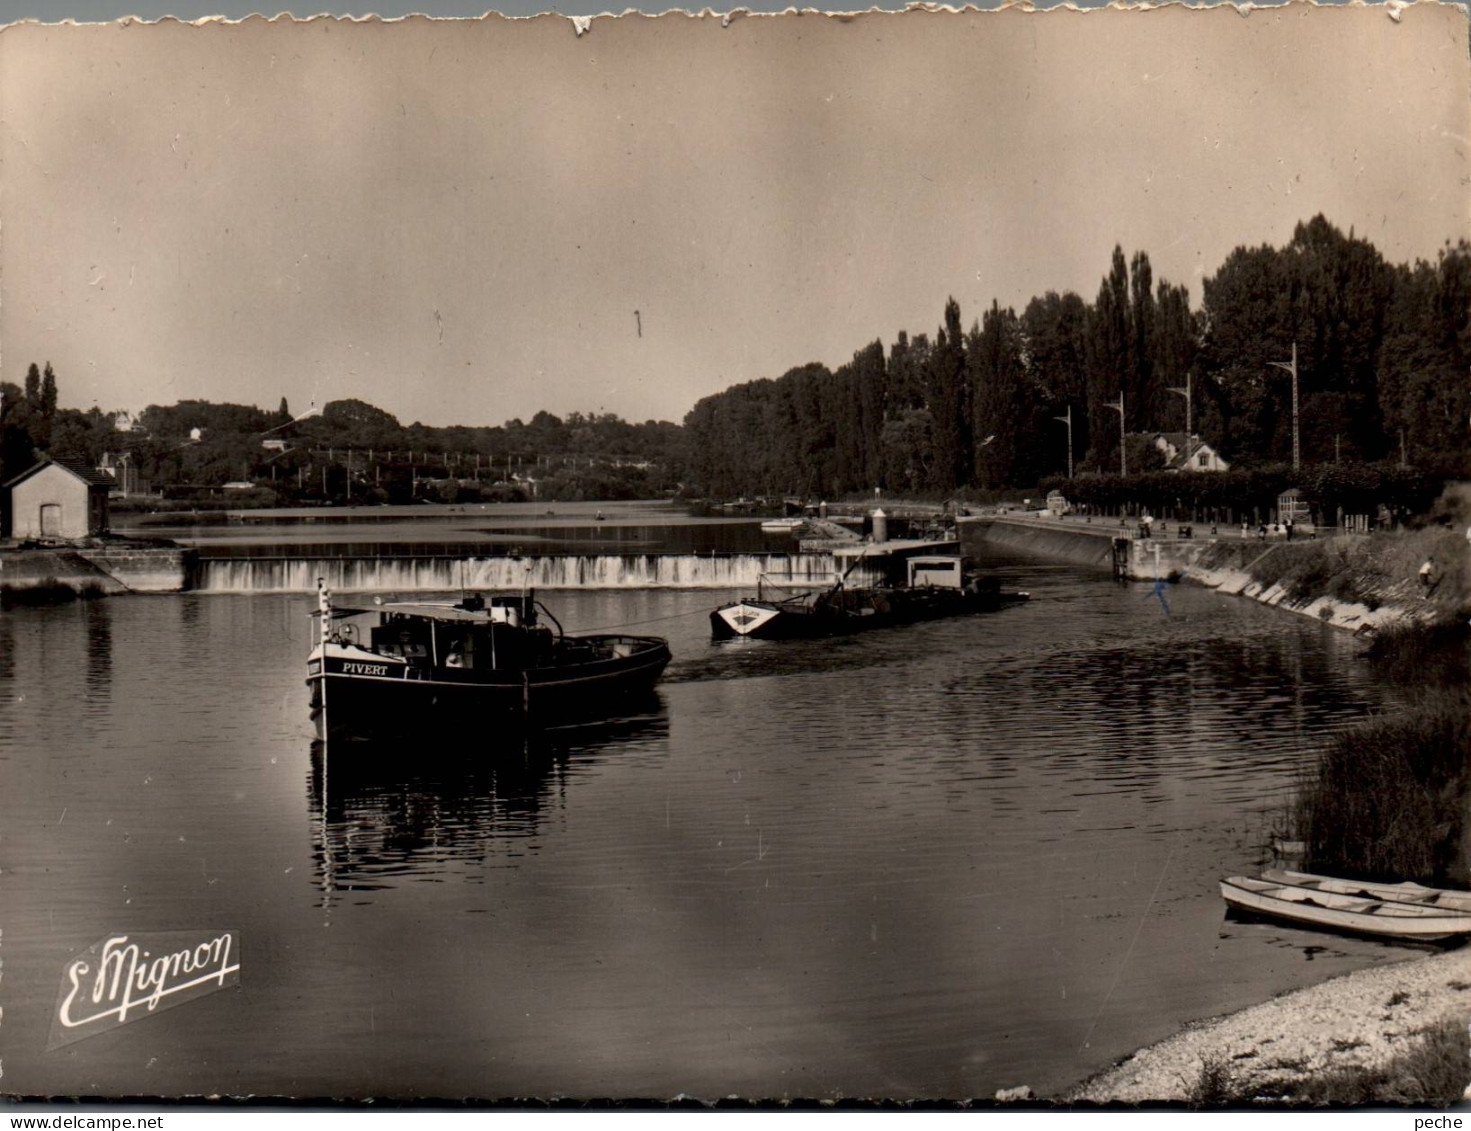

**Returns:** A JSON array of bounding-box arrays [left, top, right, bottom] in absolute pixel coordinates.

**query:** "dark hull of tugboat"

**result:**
[[308, 635, 671, 741], [710, 587, 1028, 641]]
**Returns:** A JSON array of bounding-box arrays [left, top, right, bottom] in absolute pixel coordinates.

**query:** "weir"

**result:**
[[189, 551, 854, 593]]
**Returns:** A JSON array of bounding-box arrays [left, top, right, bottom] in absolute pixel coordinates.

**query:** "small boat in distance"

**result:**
[[1260, 869, 1471, 913], [760, 518, 808, 535], [710, 555, 1029, 640], [1220, 875, 1471, 941], [307, 580, 671, 741]]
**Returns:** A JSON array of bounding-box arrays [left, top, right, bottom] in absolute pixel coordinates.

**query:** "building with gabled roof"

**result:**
[[3, 457, 112, 541], [1154, 432, 1230, 473]]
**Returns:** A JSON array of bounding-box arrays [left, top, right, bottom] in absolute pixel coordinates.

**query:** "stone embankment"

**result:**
[[0, 542, 193, 593], [961, 515, 1463, 632]]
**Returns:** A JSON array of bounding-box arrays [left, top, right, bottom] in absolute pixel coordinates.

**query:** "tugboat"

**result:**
[[308, 580, 671, 740], [710, 555, 1028, 640]]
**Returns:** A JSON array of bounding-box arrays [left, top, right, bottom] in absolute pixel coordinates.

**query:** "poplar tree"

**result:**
[[1022, 290, 1090, 477], [926, 298, 970, 492], [40, 362, 58, 418], [971, 301, 1028, 487], [1086, 247, 1132, 470]]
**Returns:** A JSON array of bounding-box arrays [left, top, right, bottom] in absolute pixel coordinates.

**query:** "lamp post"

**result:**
[[1103, 393, 1126, 477], [1267, 342, 1299, 473], [1167, 372, 1192, 439], [1053, 405, 1074, 480]]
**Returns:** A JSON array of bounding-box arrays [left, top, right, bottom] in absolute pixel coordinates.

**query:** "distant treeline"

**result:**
[[0, 377, 685, 504], [5, 212, 1466, 508], [681, 215, 1470, 498]]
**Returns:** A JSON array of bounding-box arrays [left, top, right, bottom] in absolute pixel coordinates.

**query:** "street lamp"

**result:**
[[1267, 343, 1300, 473], [1103, 393, 1126, 476], [1053, 405, 1074, 479]]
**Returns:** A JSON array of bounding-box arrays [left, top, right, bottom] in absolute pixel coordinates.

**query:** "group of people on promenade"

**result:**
[[1243, 517, 1306, 541]]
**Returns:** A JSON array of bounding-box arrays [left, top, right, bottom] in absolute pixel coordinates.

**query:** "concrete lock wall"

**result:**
[[75, 547, 192, 592], [0, 549, 126, 592], [959, 516, 1118, 571], [0, 546, 192, 592]]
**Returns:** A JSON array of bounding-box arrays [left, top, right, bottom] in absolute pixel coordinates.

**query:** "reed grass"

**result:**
[[1293, 620, 1471, 884], [1362, 619, 1471, 693], [1295, 692, 1470, 883]]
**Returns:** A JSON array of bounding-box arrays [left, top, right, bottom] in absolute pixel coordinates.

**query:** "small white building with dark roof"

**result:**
[[3, 458, 112, 541], [1154, 432, 1230, 473]]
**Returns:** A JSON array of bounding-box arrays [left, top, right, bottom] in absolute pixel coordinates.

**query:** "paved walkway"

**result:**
[[969, 512, 1340, 545]]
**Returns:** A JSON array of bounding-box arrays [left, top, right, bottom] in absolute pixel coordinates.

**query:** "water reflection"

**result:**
[[0, 609, 13, 685], [307, 708, 671, 902], [1221, 909, 1444, 957], [82, 599, 113, 701]]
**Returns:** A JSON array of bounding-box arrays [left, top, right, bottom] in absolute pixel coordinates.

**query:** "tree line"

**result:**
[[5, 214, 1464, 508], [681, 215, 1469, 499], [0, 374, 685, 504]]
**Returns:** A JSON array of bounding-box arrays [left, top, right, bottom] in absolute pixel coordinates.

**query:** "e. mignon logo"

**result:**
[[48, 930, 240, 1049]]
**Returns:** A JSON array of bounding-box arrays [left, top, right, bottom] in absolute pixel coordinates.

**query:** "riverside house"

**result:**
[[1154, 432, 1231, 473], [2, 458, 112, 542]]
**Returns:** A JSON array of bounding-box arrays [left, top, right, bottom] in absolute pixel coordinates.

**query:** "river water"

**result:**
[[0, 521, 1415, 1100]]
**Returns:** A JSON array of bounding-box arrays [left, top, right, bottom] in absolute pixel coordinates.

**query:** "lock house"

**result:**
[[3, 458, 112, 542]]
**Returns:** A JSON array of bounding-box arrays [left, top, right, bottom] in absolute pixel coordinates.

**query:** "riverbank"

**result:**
[[963, 515, 1466, 632], [1065, 947, 1471, 1105], [1053, 540, 1471, 1105]]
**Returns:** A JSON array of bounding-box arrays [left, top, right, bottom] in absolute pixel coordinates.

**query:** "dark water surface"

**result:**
[[0, 545, 1413, 1099]]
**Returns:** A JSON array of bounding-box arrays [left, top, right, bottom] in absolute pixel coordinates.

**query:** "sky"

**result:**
[[0, 4, 1466, 428]]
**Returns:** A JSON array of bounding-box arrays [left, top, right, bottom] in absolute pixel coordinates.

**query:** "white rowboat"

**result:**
[[1220, 876, 1471, 940], [1261, 869, 1471, 914]]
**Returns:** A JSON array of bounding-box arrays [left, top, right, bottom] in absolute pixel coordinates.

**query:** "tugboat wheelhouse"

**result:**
[[307, 581, 671, 740]]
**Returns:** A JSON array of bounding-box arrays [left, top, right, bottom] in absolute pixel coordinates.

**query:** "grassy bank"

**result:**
[[1244, 526, 1469, 613], [1293, 619, 1471, 885]]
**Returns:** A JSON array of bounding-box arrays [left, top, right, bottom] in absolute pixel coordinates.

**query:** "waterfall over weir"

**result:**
[[190, 552, 851, 593]]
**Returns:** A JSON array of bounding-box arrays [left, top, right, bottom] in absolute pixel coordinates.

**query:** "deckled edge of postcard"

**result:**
[[0, 0, 1460, 35]]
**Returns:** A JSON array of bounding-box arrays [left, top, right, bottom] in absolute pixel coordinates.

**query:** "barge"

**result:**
[[710, 555, 1029, 640]]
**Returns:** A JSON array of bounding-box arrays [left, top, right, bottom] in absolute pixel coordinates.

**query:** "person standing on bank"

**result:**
[[1420, 558, 1440, 596]]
